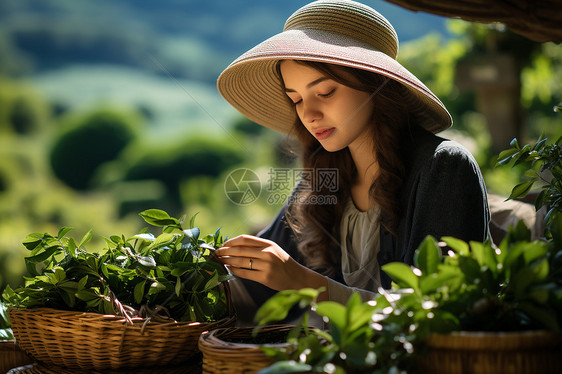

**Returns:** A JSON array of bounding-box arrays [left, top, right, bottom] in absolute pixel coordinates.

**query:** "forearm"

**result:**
[[291, 260, 330, 302]]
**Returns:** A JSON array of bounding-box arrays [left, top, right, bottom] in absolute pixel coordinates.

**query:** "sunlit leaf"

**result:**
[[316, 301, 347, 330], [380, 263, 419, 291], [496, 148, 519, 165], [258, 361, 312, 373], [442, 236, 469, 255], [414, 236, 440, 275], [57, 227, 73, 239], [139, 209, 179, 227], [254, 290, 305, 326], [137, 255, 156, 268], [507, 181, 534, 200]]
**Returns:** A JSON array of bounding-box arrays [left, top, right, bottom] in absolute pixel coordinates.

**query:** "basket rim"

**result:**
[[425, 329, 562, 350], [8, 306, 235, 327], [199, 325, 296, 350]]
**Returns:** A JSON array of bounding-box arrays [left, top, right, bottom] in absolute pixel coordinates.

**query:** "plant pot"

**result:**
[[1, 340, 33, 373], [418, 330, 562, 374], [198, 325, 296, 374], [8, 307, 235, 372]]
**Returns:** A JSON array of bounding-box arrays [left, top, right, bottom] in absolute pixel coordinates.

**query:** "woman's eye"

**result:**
[[292, 98, 302, 105], [319, 89, 335, 98]]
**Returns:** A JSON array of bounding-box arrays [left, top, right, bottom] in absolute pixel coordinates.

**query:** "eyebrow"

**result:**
[[284, 77, 330, 92]]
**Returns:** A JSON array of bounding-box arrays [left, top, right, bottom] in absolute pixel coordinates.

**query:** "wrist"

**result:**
[[291, 261, 329, 302]]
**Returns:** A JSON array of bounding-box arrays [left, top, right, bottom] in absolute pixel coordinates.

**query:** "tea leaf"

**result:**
[[137, 255, 156, 268], [78, 230, 93, 248], [139, 209, 179, 227], [507, 181, 534, 200], [184, 227, 200, 241], [146, 233, 177, 251], [258, 361, 312, 373], [381, 263, 419, 291], [22, 233, 47, 251], [442, 236, 469, 255], [254, 290, 303, 326], [316, 301, 347, 330], [25, 246, 59, 264], [57, 227, 73, 239], [414, 236, 440, 275], [496, 147, 519, 165]]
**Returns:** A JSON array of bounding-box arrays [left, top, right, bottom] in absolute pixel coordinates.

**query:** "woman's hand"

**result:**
[[215, 234, 327, 293]]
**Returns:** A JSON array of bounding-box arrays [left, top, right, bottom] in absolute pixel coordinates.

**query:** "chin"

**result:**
[[319, 142, 346, 153]]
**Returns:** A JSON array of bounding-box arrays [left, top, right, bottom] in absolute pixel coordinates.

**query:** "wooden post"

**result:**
[[456, 53, 522, 152]]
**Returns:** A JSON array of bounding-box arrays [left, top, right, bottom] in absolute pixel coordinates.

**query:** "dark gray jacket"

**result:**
[[239, 127, 490, 306]]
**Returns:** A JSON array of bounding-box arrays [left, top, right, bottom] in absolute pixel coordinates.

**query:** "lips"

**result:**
[[314, 127, 335, 140]]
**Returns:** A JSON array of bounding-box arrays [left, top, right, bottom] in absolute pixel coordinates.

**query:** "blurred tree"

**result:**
[[521, 42, 562, 141], [0, 80, 50, 136], [453, 22, 542, 152], [399, 30, 475, 127], [10, 95, 45, 134], [122, 135, 245, 212], [49, 108, 142, 190], [232, 116, 266, 137]]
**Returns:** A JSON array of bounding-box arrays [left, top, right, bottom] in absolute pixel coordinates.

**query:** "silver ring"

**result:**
[[249, 258, 253, 270]]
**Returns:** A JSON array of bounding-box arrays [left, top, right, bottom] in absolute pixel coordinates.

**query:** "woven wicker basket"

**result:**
[[199, 325, 296, 374], [418, 330, 562, 374], [0, 340, 33, 373], [5, 353, 203, 374], [8, 307, 235, 372]]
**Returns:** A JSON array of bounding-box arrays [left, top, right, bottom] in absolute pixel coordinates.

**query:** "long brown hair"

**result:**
[[280, 60, 414, 277]]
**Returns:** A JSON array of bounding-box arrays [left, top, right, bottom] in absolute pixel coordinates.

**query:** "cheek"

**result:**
[[349, 95, 374, 124]]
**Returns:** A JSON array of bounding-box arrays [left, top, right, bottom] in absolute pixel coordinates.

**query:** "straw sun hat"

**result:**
[[217, 0, 452, 135]]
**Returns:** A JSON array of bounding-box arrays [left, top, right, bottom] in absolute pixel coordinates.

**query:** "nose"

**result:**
[[299, 100, 323, 124]]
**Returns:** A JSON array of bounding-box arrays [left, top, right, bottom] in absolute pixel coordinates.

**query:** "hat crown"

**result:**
[[283, 0, 399, 59]]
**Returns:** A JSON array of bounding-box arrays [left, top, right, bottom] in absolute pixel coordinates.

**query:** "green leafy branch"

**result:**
[[496, 135, 562, 229], [1, 209, 233, 323]]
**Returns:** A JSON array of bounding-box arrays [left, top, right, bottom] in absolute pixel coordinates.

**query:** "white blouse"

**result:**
[[327, 198, 382, 303]]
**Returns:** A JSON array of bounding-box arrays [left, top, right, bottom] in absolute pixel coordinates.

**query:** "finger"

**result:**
[[225, 265, 261, 282], [215, 245, 265, 258], [222, 234, 272, 247], [221, 256, 260, 271]]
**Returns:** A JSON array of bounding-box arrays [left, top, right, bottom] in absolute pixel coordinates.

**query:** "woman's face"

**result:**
[[280, 60, 375, 153]]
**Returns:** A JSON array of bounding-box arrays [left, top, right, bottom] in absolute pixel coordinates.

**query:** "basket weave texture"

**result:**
[[199, 325, 295, 374], [418, 330, 562, 374], [6, 354, 203, 374], [1, 341, 33, 373], [8, 307, 235, 371]]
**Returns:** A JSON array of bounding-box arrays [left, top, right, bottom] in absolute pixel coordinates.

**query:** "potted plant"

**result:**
[[247, 135, 562, 373], [1, 209, 234, 373]]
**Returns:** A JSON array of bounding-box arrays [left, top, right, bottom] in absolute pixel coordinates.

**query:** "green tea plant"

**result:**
[[1, 209, 232, 323], [254, 214, 562, 374], [496, 134, 562, 230]]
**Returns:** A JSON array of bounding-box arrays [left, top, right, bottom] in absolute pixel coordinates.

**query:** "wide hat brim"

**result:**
[[217, 21, 452, 135]]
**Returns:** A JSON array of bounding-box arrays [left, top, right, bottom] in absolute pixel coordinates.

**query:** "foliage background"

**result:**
[[0, 0, 560, 293]]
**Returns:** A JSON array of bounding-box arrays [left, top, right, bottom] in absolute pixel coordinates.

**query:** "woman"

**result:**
[[215, 0, 490, 311]]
